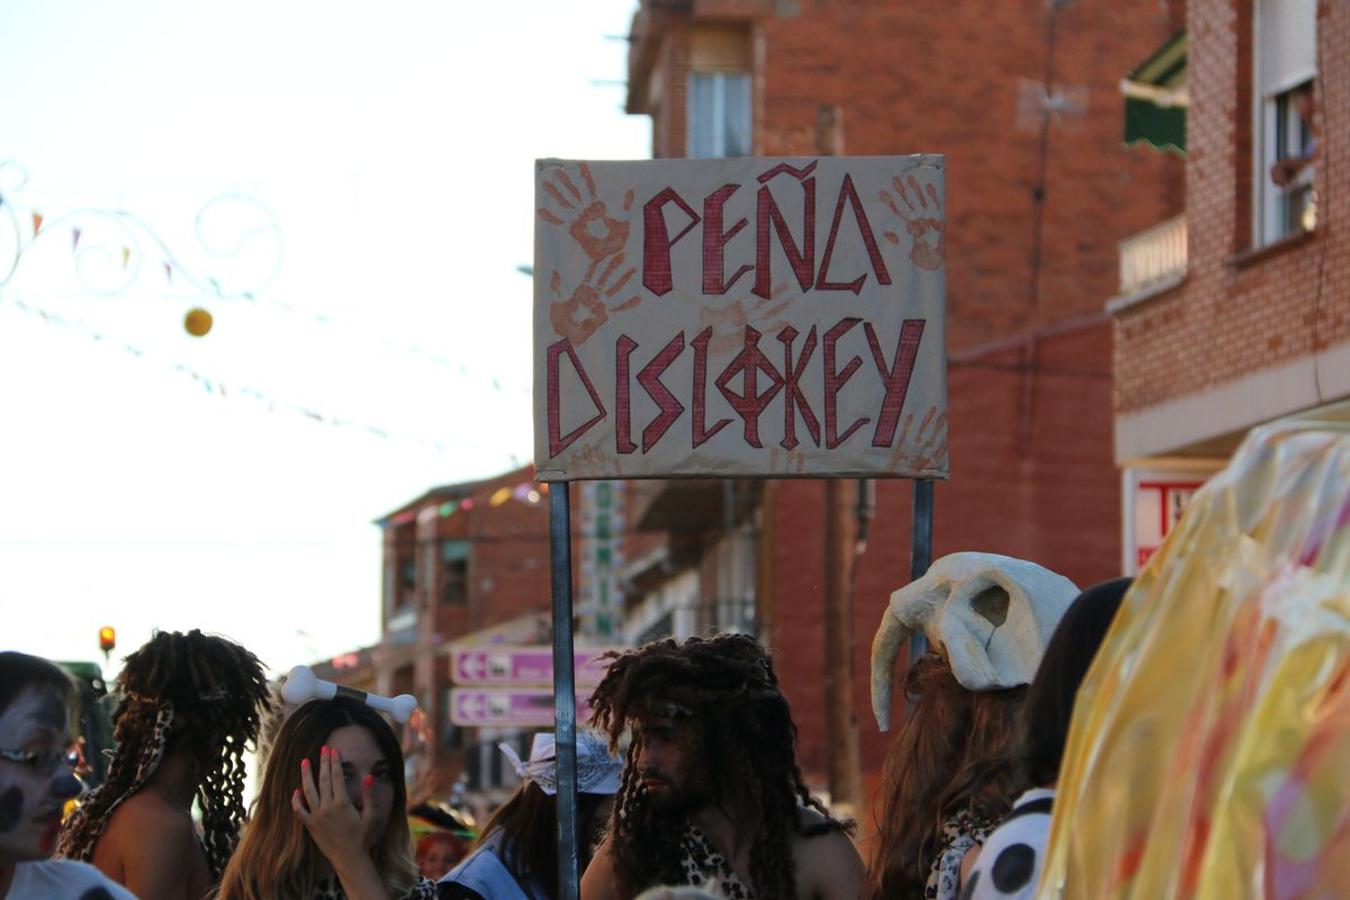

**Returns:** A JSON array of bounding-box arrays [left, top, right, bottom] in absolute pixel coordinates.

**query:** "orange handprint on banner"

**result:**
[[889, 405, 948, 473], [548, 254, 638, 346], [538, 163, 636, 264], [879, 174, 945, 271], [698, 282, 795, 355]]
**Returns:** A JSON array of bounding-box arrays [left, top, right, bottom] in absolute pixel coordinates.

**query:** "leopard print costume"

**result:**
[[56, 701, 177, 861], [924, 808, 1000, 900], [676, 822, 753, 899]]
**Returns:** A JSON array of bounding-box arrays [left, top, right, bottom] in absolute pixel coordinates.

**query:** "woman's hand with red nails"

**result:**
[[291, 746, 386, 897]]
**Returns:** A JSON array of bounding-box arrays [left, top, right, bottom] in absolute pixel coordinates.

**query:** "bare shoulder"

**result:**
[[102, 792, 197, 849], [110, 791, 191, 826], [580, 834, 618, 900], [98, 794, 208, 900], [792, 808, 864, 900]]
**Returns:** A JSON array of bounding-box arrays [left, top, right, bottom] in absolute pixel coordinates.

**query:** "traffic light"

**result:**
[[98, 626, 116, 653]]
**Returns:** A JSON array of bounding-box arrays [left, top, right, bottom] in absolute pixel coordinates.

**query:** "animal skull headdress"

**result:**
[[870, 551, 1079, 730]]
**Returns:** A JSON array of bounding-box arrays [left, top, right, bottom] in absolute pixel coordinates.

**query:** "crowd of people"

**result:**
[[0, 549, 1132, 900], [7, 504, 1342, 900], [4, 393, 1344, 900]]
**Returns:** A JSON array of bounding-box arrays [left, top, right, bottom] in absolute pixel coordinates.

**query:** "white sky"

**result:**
[[0, 0, 649, 679]]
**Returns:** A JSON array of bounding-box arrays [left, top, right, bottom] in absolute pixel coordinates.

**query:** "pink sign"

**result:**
[[450, 647, 619, 686], [449, 688, 594, 728]]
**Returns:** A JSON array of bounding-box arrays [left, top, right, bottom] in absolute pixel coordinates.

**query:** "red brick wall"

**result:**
[[627, 0, 1174, 817], [1115, 0, 1349, 414], [466, 485, 553, 632], [378, 468, 555, 779], [643, 0, 1184, 349], [653, 27, 691, 158]]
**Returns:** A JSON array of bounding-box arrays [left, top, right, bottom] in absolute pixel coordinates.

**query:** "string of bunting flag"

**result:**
[[0, 161, 528, 397], [381, 482, 547, 527], [1, 291, 518, 459]]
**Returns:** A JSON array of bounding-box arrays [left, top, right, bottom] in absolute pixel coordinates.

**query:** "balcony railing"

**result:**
[[1118, 215, 1187, 298]]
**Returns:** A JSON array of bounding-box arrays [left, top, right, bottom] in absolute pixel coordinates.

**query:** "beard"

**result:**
[[641, 769, 715, 817]]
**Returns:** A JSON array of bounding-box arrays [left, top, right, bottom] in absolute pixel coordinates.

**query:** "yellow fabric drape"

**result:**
[[1040, 401, 1350, 898]]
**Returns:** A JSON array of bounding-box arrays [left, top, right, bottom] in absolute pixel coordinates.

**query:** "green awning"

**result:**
[[1122, 31, 1186, 154]]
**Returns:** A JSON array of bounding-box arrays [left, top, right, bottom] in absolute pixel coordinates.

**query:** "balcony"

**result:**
[[1108, 215, 1187, 312]]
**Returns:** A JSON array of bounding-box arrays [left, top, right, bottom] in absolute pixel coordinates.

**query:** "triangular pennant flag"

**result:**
[[121, 246, 131, 269], [32, 212, 43, 234], [72, 228, 82, 251]]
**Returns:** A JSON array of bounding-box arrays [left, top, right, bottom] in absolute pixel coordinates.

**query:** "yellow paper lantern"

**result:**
[[489, 486, 512, 507], [184, 307, 213, 337]]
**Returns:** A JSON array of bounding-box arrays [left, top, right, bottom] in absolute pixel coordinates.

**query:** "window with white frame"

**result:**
[[688, 71, 751, 158], [1254, 0, 1318, 245]]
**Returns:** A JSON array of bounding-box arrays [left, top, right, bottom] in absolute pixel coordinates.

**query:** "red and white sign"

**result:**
[[450, 647, 619, 686], [534, 156, 948, 482], [449, 688, 594, 728], [1123, 463, 1222, 574]]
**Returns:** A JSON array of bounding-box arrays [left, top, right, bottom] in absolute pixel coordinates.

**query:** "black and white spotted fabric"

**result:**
[[677, 821, 753, 899], [926, 807, 1001, 900], [959, 788, 1054, 900], [314, 874, 437, 900]]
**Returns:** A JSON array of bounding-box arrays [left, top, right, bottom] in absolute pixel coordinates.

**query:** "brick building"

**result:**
[[373, 466, 552, 793], [1111, 0, 1348, 565], [614, 0, 1187, 822]]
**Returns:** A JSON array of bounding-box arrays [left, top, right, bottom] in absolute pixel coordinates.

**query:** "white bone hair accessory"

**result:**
[[281, 665, 419, 725], [870, 551, 1080, 731], [498, 731, 623, 797]]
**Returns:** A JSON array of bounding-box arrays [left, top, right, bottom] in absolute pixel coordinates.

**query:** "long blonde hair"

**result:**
[[216, 698, 419, 899]]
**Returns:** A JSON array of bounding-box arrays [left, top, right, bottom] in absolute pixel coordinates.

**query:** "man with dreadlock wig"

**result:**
[[581, 634, 864, 900], [56, 629, 272, 899]]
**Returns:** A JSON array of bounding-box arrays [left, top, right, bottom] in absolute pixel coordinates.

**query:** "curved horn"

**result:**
[[870, 606, 913, 732]]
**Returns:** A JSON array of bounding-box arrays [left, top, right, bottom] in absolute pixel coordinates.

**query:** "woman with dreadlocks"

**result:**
[[581, 634, 864, 900], [56, 629, 272, 900]]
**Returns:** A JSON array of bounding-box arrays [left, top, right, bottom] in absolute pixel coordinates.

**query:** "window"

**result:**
[[441, 540, 469, 605], [399, 560, 416, 597], [382, 561, 395, 616], [1254, 0, 1317, 245], [439, 687, 464, 750], [688, 72, 751, 158]]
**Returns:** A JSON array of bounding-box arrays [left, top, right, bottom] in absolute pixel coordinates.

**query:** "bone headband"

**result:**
[[281, 665, 419, 724]]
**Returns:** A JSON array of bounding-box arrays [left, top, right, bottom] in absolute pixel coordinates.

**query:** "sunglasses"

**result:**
[[0, 747, 82, 776]]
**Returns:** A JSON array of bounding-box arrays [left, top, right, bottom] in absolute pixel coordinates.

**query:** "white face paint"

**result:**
[[0, 687, 82, 864]]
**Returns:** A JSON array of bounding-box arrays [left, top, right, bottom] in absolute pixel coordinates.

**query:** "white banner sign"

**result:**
[[534, 156, 947, 481]]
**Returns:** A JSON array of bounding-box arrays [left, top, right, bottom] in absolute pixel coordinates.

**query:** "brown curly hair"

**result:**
[[56, 629, 272, 878], [867, 651, 1025, 899], [589, 634, 846, 899]]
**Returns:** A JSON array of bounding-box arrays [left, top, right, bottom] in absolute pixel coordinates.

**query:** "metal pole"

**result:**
[[549, 484, 579, 900], [823, 479, 861, 810], [909, 479, 934, 668]]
